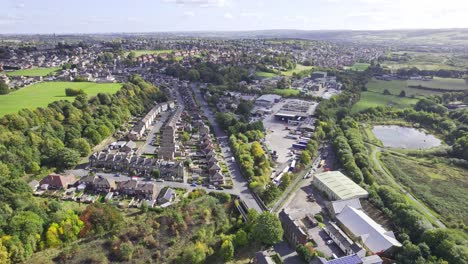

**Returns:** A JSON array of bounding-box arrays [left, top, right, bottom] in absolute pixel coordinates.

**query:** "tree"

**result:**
[[220, 239, 234, 261], [180, 131, 190, 143], [300, 151, 311, 165], [250, 142, 264, 159], [188, 69, 200, 81], [119, 242, 134, 261], [70, 138, 91, 157], [383, 89, 391, 95], [127, 51, 136, 60], [0, 239, 10, 264], [65, 88, 85, 96], [236, 100, 253, 118], [399, 90, 407, 97], [45, 223, 62, 248], [79, 203, 124, 236], [253, 212, 284, 245], [152, 169, 160, 178], [279, 173, 291, 190], [54, 148, 80, 170], [97, 93, 112, 105], [0, 80, 10, 94], [234, 229, 248, 247], [296, 244, 313, 262]]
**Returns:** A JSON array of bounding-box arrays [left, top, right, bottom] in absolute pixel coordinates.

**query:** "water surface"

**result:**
[[372, 125, 441, 149]]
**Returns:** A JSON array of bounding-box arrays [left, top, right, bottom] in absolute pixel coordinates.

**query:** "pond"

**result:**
[[372, 125, 442, 149]]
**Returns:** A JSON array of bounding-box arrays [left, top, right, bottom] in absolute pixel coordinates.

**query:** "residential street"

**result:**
[[138, 110, 171, 155], [67, 170, 240, 195], [191, 83, 263, 212]]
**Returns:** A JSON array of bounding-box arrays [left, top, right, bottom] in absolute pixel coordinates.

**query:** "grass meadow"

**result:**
[[281, 64, 314, 76], [352, 91, 419, 112], [346, 63, 370, 71], [125, 50, 174, 57], [380, 152, 468, 225], [352, 77, 467, 112], [6, 67, 61, 77], [273, 88, 300, 97], [0, 81, 122, 116]]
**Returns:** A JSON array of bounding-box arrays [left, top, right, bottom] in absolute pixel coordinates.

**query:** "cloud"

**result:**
[[15, 2, 25, 9], [0, 14, 23, 25], [183, 11, 196, 17], [240, 12, 264, 19], [162, 0, 231, 8], [224, 12, 233, 19]]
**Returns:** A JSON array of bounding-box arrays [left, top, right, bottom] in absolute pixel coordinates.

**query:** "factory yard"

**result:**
[[260, 99, 318, 169], [263, 100, 298, 165]]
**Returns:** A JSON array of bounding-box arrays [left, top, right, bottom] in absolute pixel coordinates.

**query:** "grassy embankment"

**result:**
[[0, 81, 122, 116]]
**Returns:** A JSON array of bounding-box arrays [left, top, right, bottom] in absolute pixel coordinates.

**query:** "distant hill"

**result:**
[[166, 28, 468, 47]]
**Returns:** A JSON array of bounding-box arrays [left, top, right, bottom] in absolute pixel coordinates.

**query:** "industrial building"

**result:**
[[336, 206, 402, 254], [313, 171, 369, 201], [255, 94, 282, 108], [274, 99, 317, 122]]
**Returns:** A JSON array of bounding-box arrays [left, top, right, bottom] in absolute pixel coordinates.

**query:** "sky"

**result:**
[[1, 0, 468, 34]]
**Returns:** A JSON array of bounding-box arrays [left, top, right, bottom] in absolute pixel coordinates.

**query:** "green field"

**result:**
[[273, 88, 300, 96], [125, 50, 174, 57], [346, 63, 370, 71], [256, 71, 277, 77], [281, 64, 314, 76], [352, 91, 419, 112], [380, 152, 468, 225], [366, 77, 467, 96], [408, 77, 468, 91], [6, 67, 61, 77], [382, 51, 468, 71], [0, 82, 122, 116]]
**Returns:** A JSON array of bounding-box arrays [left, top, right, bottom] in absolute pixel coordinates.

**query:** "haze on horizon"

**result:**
[[1, 0, 467, 34]]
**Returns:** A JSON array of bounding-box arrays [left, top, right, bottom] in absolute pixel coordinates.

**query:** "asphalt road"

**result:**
[[138, 111, 171, 155], [370, 146, 446, 228], [191, 83, 263, 212]]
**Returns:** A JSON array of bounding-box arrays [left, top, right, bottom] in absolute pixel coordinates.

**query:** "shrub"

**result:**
[[65, 88, 86, 96]]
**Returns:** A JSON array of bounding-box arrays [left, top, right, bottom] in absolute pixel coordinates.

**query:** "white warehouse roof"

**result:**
[[337, 206, 402, 253]]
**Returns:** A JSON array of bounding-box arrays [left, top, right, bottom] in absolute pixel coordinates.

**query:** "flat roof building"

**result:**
[[255, 94, 281, 108], [313, 171, 368, 201]]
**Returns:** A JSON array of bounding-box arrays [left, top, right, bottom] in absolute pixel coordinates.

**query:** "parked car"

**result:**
[[216, 186, 224, 190], [326, 240, 334, 245], [190, 183, 197, 187], [156, 179, 164, 182], [208, 185, 215, 189]]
